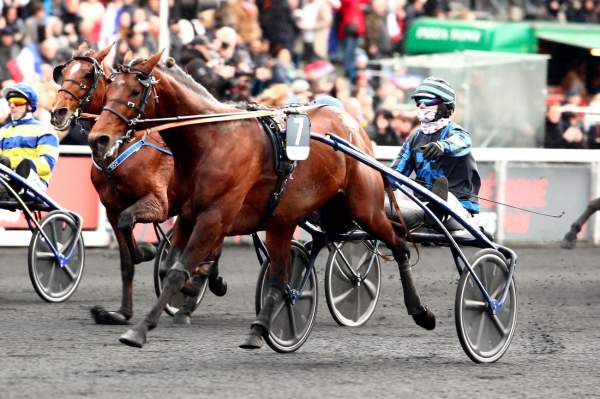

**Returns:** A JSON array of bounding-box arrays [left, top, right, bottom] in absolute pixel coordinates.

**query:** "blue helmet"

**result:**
[[2, 82, 39, 112]]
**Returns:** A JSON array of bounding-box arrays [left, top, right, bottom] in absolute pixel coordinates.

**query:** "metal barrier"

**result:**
[[0, 145, 597, 246]]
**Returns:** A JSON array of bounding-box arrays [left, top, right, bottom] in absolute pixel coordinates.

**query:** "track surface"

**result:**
[[1, 245, 599, 398]]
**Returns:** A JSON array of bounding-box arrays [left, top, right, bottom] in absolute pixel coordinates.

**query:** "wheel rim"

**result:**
[[326, 240, 380, 326], [261, 244, 317, 352], [457, 252, 517, 363], [30, 213, 84, 302]]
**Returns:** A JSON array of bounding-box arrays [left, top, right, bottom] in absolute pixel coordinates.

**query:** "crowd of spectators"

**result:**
[[2, 0, 600, 148]]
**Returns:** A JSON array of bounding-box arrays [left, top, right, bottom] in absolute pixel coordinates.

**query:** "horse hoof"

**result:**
[[173, 312, 191, 325], [90, 306, 130, 325], [119, 329, 146, 348], [412, 308, 436, 331], [209, 276, 227, 297], [134, 242, 158, 264], [560, 239, 575, 250], [239, 334, 263, 349]]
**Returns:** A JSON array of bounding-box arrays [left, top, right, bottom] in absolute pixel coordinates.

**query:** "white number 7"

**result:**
[[292, 117, 304, 145]]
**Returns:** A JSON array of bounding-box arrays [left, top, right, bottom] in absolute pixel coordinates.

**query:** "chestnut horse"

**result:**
[[88, 51, 435, 349], [51, 44, 225, 326]]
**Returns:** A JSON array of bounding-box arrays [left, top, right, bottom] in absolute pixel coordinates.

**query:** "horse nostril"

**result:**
[[51, 107, 68, 124], [90, 134, 110, 155]]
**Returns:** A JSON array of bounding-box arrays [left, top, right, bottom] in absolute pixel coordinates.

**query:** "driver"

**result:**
[[391, 76, 481, 221], [0, 83, 59, 196]]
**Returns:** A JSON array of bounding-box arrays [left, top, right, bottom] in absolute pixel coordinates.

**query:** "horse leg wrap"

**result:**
[[165, 261, 190, 290], [208, 263, 227, 297], [251, 282, 285, 334], [180, 274, 206, 315]]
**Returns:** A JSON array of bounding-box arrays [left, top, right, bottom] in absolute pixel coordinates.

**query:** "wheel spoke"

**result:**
[[491, 313, 510, 337], [334, 249, 356, 276], [362, 278, 378, 300], [287, 302, 299, 339], [473, 310, 487, 350], [332, 258, 353, 283], [353, 287, 361, 322], [35, 251, 55, 260], [299, 287, 314, 301], [332, 286, 354, 306], [270, 297, 286, 320], [45, 262, 57, 293], [60, 264, 77, 281], [464, 299, 487, 310]]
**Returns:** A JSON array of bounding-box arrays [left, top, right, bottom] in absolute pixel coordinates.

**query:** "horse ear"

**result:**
[[95, 42, 114, 62], [74, 41, 89, 56], [137, 49, 164, 74], [123, 50, 134, 64]]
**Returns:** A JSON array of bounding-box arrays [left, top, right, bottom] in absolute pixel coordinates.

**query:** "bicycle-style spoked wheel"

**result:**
[[455, 249, 518, 363], [153, 236, 207, 316], [28, 210, 85, 302], [325, 240, 381, 327], [255, 241, 318, 353]]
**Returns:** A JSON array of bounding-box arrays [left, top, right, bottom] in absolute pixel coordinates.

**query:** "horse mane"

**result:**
[[155, 59, 222, 108]]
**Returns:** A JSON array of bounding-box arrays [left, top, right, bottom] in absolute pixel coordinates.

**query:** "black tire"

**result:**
[[28, 210, 85, 303], [153, 236, 207, 316], [255, 241, 318, 353], [325, 240, 381, 327], [455, 249, 518, 363]]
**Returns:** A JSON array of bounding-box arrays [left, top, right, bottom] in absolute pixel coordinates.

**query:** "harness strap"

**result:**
[[254, 116, 295, 231], [93, 133, 172, 173]]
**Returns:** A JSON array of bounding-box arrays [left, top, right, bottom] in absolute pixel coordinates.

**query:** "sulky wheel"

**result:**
[[153, 235, 207, 316], [28, 210, 85, 303], [455, 248, 518, 363], [325, 240, 381, 327], [255, 241, 318, 353]]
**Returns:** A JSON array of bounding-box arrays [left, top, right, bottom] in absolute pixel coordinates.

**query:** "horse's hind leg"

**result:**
[[91, 212, 135, 325], [350, 195, 435, 330], [118, 194, 169, 264], [561, 197, 600, 249], [208, 245, 227, 297], [241, 226, 294, 349]]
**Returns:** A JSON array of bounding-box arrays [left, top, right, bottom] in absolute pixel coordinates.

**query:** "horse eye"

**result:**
[[84, 72, 94, 79], [132, 90, 141, 96]]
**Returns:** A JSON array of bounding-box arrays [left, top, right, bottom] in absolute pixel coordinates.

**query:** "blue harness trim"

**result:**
[[92, 134, 172, 173]]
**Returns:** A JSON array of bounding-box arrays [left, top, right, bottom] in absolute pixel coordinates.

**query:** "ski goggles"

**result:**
[[414, 97, 440, 107], [7, 97, 28, 106]]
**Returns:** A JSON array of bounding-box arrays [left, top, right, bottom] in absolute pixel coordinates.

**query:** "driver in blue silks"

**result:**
[[390, 76, 481, 220]]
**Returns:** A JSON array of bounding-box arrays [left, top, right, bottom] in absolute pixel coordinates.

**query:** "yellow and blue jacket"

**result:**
[[0, 116, 59, 187]]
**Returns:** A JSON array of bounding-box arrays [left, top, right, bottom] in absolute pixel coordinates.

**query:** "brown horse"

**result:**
[[51, 44, 226, 325], [88, 50, 435, 349]]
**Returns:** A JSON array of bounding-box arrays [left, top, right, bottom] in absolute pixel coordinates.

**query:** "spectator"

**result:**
[[256, 0, 297, 53], [228, 0, 262, 45], [544, 106, 587, 148], [337, 0, 367, 82], [365, 0, 393, 59], [367, 108, 399, 146], [391, 109, 418, 145], [0, 27, 19, 82], [296, 0, 333, 62]]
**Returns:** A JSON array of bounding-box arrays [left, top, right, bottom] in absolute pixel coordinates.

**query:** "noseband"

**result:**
[[101, 59, 159, 153], [53, 56, 109, 117]]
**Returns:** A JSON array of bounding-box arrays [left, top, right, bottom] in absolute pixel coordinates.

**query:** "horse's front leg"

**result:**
[[118, 193, 169, 264], [561, 197, 600, 249], [91, 212, 135, 325], [119, 209, 225, 348], [240, 226, 295, 350]]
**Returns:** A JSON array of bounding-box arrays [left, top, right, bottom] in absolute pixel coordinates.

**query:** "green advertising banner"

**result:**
[[405, 18, 537, 55]]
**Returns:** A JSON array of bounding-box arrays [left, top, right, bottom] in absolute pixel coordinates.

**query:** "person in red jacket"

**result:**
[[336, 0, 368, 82]]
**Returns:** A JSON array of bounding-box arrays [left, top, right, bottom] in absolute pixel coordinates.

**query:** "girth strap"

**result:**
[[254, 116, 295, 231]]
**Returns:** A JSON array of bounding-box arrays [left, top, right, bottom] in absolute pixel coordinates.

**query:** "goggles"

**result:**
[[414, 97, 440, 107], [7, 97, 28, 106]]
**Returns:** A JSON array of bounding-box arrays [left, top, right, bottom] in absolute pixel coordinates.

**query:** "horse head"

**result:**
[[88, 50, 163, 160], [50, 42, 113, 131]]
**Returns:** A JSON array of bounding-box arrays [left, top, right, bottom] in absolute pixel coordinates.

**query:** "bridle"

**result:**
[[53, 55, 110, 117], [100, 59, 159, 157]]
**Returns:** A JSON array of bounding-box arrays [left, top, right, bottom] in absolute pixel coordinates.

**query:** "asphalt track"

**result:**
[[1, 244, 599, 398]]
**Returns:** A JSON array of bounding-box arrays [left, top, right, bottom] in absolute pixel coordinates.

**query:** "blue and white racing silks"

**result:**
[[391, 121, 481, 214], [0, 116, 60, 188]]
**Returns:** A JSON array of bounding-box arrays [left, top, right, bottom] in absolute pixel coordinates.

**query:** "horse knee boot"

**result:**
[[398, 262, 436, 331]]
